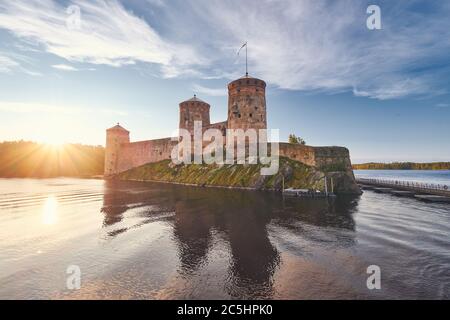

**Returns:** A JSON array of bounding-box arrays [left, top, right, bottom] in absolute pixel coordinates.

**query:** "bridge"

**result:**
[[356, 178, 450, 202]]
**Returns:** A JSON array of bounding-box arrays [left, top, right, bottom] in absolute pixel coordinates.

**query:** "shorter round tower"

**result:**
[[227, 76, 267, 131], [179, 95, 211, 136], [105, 124, 130, 177]]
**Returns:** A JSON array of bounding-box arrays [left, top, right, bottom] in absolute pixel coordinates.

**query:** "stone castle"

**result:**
[[105, 75, 353, 177]]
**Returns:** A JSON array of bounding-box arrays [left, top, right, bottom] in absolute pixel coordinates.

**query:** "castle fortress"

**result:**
[[105, 75, 353, 177]]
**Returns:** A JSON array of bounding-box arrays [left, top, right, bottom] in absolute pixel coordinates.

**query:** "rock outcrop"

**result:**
[[118, 157, 361, 195]]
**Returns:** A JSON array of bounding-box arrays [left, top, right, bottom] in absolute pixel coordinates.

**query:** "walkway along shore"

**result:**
[[357, 178, 450, 203]]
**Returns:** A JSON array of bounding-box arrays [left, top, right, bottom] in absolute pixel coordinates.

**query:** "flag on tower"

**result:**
[[237, 42, 247, 56]]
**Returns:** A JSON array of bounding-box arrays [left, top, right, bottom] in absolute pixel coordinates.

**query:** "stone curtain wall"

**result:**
[[111, 139, 352, 175], [279, 143, 316, 167], [279, 143, 353, 171], [313, 147, 353, 171], [204, 121, 228, 137], [116, 138, 177, 173]]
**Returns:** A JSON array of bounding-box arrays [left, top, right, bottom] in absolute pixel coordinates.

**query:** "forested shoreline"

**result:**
[[0, 141, 105, 178], [353, 162, 450, 170]]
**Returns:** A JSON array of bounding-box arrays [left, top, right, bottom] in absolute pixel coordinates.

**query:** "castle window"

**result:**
[[249, 113, 253, 117], [238, 114, 241, 118]]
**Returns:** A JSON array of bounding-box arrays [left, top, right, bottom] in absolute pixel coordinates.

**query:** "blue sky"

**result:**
[[0, 0, 449, 163]]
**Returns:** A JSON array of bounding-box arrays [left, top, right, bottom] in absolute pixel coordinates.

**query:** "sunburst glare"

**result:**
[[42, 195, 58, 225]]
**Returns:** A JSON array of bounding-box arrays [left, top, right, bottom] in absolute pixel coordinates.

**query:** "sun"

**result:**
[[40, 136, 69, 149], [45, 141, 66, 148]]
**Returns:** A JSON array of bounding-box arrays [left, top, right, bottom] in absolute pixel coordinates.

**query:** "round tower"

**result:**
[[105, 123, 130, 177], [179, 95, 211, 136], [227, 75, 267, 131]]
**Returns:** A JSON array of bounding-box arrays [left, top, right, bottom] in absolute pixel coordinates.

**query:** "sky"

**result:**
[[0, 0, 449, 163]]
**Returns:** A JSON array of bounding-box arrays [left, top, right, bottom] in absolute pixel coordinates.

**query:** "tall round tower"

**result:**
[[227, 76, 267, 131], [179, 95, 211, 135], [104, 123, 130, 177]]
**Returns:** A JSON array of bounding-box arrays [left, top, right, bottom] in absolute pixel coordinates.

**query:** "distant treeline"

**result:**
[[0, 141, 105, 178], [353, 162, 450, 170]]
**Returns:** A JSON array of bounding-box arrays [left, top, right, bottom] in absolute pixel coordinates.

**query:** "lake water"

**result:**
[[0, 178, 449, 299], [355, 170, 450, 186]]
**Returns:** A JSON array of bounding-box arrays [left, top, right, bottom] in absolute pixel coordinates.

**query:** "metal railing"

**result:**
[[357, 178, 449, 192]]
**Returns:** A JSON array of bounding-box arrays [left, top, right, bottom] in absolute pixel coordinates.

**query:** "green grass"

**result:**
[[118, 157, 326, 190]]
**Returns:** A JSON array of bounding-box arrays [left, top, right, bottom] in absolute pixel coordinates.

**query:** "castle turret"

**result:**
[[179, 95, 211, 136], [227, 76, 267, 131], [105, 123, 130, 177]]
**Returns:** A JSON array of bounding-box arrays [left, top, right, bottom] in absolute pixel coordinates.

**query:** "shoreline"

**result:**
[[118, 177, 275, 192], [354, 168, 450, 171]]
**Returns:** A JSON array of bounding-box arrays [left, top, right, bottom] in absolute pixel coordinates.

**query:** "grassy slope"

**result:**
[[119, 157, 326, 190]]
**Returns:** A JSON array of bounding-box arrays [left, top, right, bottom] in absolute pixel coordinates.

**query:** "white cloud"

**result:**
[[0, 0, 206, 76], [1, 0, 449, 99], [52, 64, 78, 71], [192, 84, 227, 97], [154, 0, 450, 99]]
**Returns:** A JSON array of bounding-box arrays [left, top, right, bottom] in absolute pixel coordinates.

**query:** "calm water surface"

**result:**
[[0, 178, 449, 299]]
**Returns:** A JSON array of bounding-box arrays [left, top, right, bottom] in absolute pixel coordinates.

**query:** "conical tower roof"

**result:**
[[181, 94, 208, 104], [107, 123, 129, 133]]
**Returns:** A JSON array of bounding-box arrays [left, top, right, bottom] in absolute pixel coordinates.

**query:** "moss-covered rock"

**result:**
[[117, 157, 361, 194]]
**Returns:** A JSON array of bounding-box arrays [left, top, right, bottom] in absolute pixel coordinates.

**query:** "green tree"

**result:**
[[288, 134, 306, 145]]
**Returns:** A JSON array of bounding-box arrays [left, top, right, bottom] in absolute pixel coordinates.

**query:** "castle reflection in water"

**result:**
[[100, 180, 359, 298]]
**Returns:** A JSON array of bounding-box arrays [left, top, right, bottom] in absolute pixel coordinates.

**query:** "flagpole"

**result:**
[[245, 42, 248, 77], [238, 42, 248, 77]]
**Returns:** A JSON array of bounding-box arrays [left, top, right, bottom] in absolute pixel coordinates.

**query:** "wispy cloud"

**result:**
[[0, 0, 206, 76], [0, 54, 19, 73], [0, 51, 41, 75], [192, 84, 227, 97], [141, 0, 450, 99], [52, 64, 78, 71], [1, 0, 449, 99]]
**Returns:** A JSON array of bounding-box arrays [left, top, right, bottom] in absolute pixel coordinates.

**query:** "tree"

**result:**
[[288, 134, 306, 145]]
